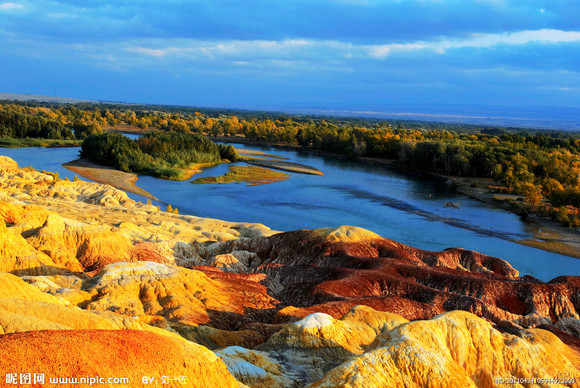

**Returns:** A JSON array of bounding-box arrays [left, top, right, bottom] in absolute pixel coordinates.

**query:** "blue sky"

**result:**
[[0, 0, 579, 115]]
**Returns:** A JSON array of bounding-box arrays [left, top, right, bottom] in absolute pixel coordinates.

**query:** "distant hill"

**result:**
[[278, 104, 580, 132], [0, 92, 94, 104], [1, 92, 577, 131]]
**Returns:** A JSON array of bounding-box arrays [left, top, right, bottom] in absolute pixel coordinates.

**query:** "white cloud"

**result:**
[[453, 29, 580, 47], [126, 39, 317, 61], [129, 47, 167, 57], [367, 43, 429, 59], [538, 86, 577, 92], [116, 29, 580, 70], [365, 29, 580, 59], [0, 2, 24, 10]]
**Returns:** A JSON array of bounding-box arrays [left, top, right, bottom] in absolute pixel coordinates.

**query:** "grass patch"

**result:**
[[193, 165, 290, 186], [518, 238, 580, 259], [0, 138, 82, 148]]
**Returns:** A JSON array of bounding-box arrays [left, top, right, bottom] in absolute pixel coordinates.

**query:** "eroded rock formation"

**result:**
[[1, 157, 579, 387], [183, 225, 579, 334]]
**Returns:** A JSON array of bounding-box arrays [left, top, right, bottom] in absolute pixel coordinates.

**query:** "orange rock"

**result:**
[[0, 330, 240, 387]]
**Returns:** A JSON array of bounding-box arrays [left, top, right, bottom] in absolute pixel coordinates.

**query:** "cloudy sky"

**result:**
[[0, 0, 579, 115]]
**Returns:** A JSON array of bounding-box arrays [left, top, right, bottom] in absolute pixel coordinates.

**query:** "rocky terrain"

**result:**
[[1, 155, 579, 387]]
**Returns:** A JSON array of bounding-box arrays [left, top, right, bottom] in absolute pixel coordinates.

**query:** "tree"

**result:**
[[520, 182, 543, 210]]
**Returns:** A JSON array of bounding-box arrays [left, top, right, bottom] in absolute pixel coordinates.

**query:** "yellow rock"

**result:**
[[263, 305, 408, 359], [216, 306, 411, 385], [82, 261, 213, 324], [82, 261, 277, 326], [310, 310, 580, 388], [0, 273, 69, 304], [210, 253, 250, 272], [313, 226, 382, 243], [0, 221, 61, 275], [27, 213, 134, 272], [217, 346, 294, 388], [20, 274, 92, 305], [0, 273, 185, 341], [0, 156, 18, 170], [0, 200, 51, 229]]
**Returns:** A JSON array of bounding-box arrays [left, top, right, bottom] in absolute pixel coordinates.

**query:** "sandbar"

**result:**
[[63, 158, 158, 201]]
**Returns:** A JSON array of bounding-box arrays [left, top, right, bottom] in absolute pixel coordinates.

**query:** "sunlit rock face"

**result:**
[[0, 202, 136, 275], [218, 308, 580, 388], [307, 310, 580, 388], [81, 261, 278, 328], [2, 156, 580, 387]]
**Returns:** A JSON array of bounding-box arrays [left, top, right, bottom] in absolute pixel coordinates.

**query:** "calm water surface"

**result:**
[[2, 143, 579, 281]]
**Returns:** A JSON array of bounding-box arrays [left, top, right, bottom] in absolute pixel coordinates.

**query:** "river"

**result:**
[[1, 142, 579, 281]]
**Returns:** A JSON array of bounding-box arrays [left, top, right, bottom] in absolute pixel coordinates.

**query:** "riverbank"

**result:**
[[63, 158, 158, 201], [447, 176, 580, 259], [0, 138, 81, 148], [63, 158, 223, 199]]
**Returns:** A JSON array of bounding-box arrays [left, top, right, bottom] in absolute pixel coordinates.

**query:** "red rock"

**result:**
[[226, 227, 579, 328]]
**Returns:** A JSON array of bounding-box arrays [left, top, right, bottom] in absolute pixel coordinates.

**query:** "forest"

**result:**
[[1, 99, 579, 225]]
